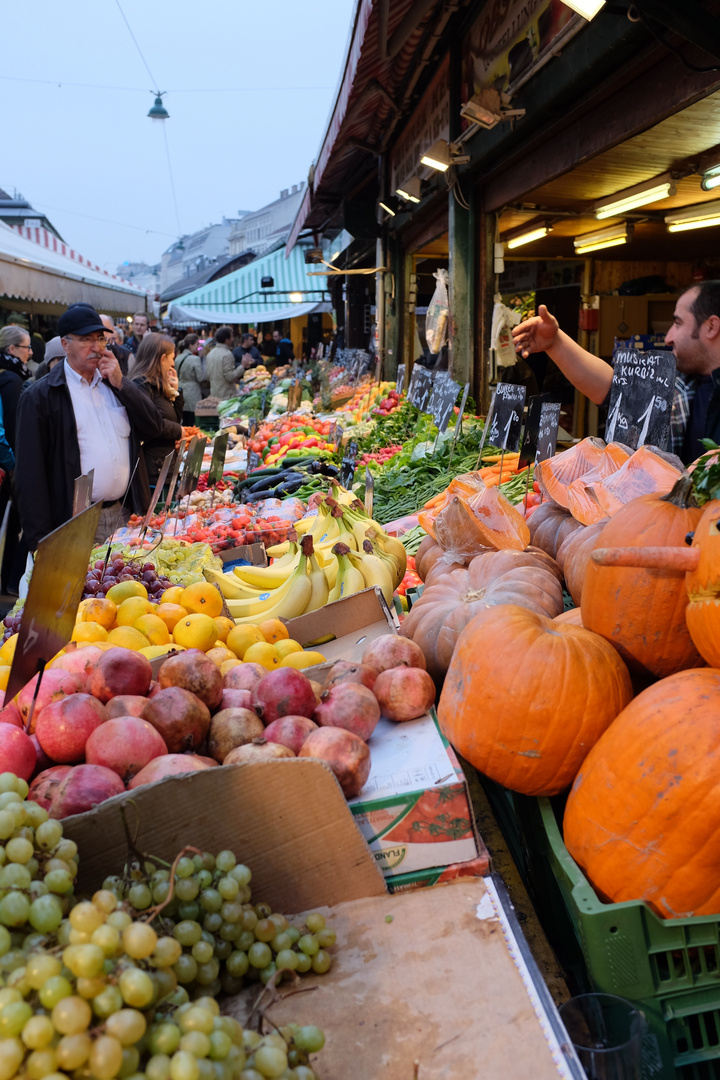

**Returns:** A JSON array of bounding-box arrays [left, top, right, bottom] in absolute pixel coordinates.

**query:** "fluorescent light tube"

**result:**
[[396, 177, 422, 203], [505, 224, 551, 249], [665, 199, 720, 232], [595, 178, 675, 219], [420, 140, 452, 172], [574, 224, 631, 253], [561, 0, 606, 19]]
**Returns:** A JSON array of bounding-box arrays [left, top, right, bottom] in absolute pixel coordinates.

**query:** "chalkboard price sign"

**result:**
[[207, 432, 229, 488], [536, 401, 562, 464], [487, 384, 526, 451], [606, 349, 676, 450], [408, 367, 434, 413], [247, 451, 261, 471], [520, 395, 562, 468], [396, 364, 405, 394], [429, 376, 461, 434], [340, 440, 359, 489]]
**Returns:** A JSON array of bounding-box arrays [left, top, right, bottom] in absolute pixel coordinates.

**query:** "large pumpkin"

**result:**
[[685, 499, 720, 666], [401, 550, 563, 682], [564, 669, 720, 918], [437, 604, 633, 796], [528, 502, 583, 559], [556, 521, 606, 606], [581, 475, 704, 677]]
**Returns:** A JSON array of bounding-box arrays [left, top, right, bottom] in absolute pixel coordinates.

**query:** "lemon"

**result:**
[[107, 626, 149, 651], [0, 634, 18, 666], [226, 624, 266, 660], [242, 642, 281, 670], [274, 639, 304, 659], [116, 596, 154, 627], [172, 613, 218, 652], [71, 622, 108, 644], [206, 646, 236, 667], [134, 614, 171, 647], [106, 580, 148, 604], [0, 666, 10, 691], [139, 644, 185, 660], [220, 658, 242, 676]]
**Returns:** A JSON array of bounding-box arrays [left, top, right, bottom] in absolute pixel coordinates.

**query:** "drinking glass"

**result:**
[[558, 992, 645, 1080]]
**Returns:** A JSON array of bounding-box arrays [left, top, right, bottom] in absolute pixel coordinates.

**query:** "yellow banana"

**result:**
[[322, 554, 338, 590], [293, 515, 315, 536], [226, 557, 312, 622], [328, 543, 366, 603], [233, 552, 300, 589], [266, 540, 290, 558], [369, 529, 407, 588], [268, 537, 300, 568], [224, 557, 310, 619], [327, 503, 357, 550], [348, 541, 394, 605], [300, 535, 329, 613], [308, 506, 340, 546], [203, 567, 269, 601]]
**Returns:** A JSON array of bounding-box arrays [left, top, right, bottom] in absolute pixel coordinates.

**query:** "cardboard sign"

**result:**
[[429, 376, 461, 434], [332, 423, 344, 452], [247, 418, 259, 438], [408, 367, 434, 413], [247, 450, 261, 471], [72, 471, 94, 517], [141, 451, 175, 531], [396, 364, 405, 394], [487, 383, 526, 450], [177, 437, 207, 501], [364, 470, 374, 518], [164, 437, 188, 509], [606, 349, 676, 450], [207, 432, 229, 488], [341, 441, 359, 489], [287, 380, 303, 413], [5, 502, 102, 704]]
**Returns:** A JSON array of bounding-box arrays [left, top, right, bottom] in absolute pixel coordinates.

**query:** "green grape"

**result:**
[[275, 949, 298, 972], [174, 921, 202, 948], [218, 922, 240, 943], [54, 838, 77, 862], [151, 966, 178, 1002], [293, 1067, 317, 1080], [216, 877, 238, 901], [128, 883, 153, 911], [270, 932, 292, 953], [238, 1068, 264, 1080], [203, 913, 222, 935], [38, 974, 73, 1009], [0, 774, 22, 794], [56, 1031, 92, 1070], [242, 1032, 262, 1052], [268, 914, 288, 932], [294, 953, 312, 975], [0, 949, 26, 974], [25, 1045, 59, 1079], [226, 951, 249, 978], [219, 972, 243, 997], [0, 1036, 25, 1080], [179, 1006, 215, 1036], [317, 929, 336, 949], [177, 902, 200, 922], [34, 819, 63, 850], [180, 1031, 211, 1058], [149, 1023, 181, 1056], [214, 851, 236, 875], [191, 941, 214, 965], [0, 891, 29, 927], [153, 881, 171, 905], [153, 937, 183, 968], [175, 877, 200, 902], [92, 923, 121, 957], [45, 856, 76, 877], [175, 858, 196, 880], [197, 853, 216, 872], [170, 1049, 200, 1080], [29, 878, 48, 898], [119, 967, 155, 1008], [193, 997, 219, 1017], [0, 862, 31, 889], [92, 889, 119, 915], [69, 901, 105, 935], [0, 990, 20, 1008], [254, 920, 275, 943], [236, 931, 255, 953], [122, 922, 158, 960], [21, 1014, 55, 1050], [52, 995, 92, 1036], [230, 864, 251, 888], [105, 1009, 147, 1047], [297, 935, 319, 957], [152, 869, 171, 885], [166, 987, 189, 1008], [293, 1027, 325, 1054], [253, 1044, 287, 1078], [90, 1033, 124, 1080], [238, 910, 257, 932], [0, 927, 9, 957], [0, 791, 22, 808], [147, 1053, 172, 1080], [76, 976, 107, 1000], [173, 954, 198, 985], [43, 868, 74, 895], [93, 984, 124, 1019], [0, 815, 15, 843], [220, 901, 242, 925], [22, 802, 47, 828], [25, 952, 62, 989], [207, 1030, 232, 1062], [107, 910, 133, 932], [103, 874, 125, 895], [304, 914, 325, 934], [119, 1045, 141, 1078], [212, 939, 231, 962], [195, 959, 220, 986], [196, 870, 213, 890], [248, 942, 271, 969], [259, 961, 278, 986], [0, 999, 32, 1037], [199, 889, 222, 914], [311, 950, 331, 974], [254, 902, 272, 919]]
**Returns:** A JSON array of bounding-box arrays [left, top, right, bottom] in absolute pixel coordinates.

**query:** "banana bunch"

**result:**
[[203, 496, 407, 622]]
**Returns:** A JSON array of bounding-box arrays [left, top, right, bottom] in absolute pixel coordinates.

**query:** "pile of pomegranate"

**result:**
[[0, 635, 435, 814]]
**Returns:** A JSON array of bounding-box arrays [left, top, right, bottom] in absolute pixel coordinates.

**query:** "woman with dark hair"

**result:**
[[132, 334, 183, 486], [175, 334, 207, 425]]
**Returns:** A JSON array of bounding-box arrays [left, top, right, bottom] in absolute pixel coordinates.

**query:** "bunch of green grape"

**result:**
[[103, 850, 336, 999], [0, 772, 78, 959]]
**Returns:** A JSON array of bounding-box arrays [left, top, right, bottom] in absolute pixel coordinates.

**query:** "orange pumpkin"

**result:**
[[437, 604, 632, 796], [581, 475, 704, 677], [553, 607, 583, 626], [556, 521, 607, 606], [564, 669, 720, 918], [535, 437, 607, 508], [528, 502, 583, 559], [685, 499, 720, 666]]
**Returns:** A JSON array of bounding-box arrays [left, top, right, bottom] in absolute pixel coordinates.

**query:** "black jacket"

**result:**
[[0, 351, 31, 450], [132, 378, 184, 485], [15, 361, 166, 550]]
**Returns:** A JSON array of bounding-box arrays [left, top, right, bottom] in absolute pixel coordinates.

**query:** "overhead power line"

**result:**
[[0, 76, 333, 94]]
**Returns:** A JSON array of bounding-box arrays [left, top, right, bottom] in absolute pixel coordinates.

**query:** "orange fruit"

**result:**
[[0, 666, 10, 692], [206, 646, 236, 666], [106, 580, 148, 604], [81, 598, 117, 630], [226, 625, 266, 660], [155, 603, 188, 632], [220, 658, 241, 676], [258, 618, 289, 645], [243, 642, 281, 670], [134, 613, 171, 646], [213, 616, 235, 643], [179, 582, 224, 619], [274, 639, 303, 659], [172, 613, 218, 652], [116, 596, 154, 627], [0, 634, 18, 666], [161, 586, 185, 605], [71, 622, 108, 644], [107, 626, 149, 651]]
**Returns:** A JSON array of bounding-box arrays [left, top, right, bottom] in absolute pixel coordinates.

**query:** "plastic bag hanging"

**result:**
[[491, 297, 522, 368], [425, 269, 450, 354]]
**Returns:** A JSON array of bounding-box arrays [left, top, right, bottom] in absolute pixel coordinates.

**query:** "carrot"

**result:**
[[423, 491, 447, 510], [483, 452, 520, 464]]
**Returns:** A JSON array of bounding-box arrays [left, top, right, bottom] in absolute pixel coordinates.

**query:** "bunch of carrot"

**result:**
[[422, 453, 528, 510]]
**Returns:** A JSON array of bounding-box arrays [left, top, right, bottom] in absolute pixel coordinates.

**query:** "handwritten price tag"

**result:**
[[606, 349, 676, 450]]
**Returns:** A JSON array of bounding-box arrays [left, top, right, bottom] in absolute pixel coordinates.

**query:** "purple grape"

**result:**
[[96, 591, 106, 598], [93, 560, 105, 570], [85, 581, 99, 595], [118, 573, 133, 582], [143, 563, 155, 572]]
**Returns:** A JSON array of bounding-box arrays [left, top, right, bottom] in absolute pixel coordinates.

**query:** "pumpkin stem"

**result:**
[[661, 473, 699, 509], [592, 546, 700, 570]]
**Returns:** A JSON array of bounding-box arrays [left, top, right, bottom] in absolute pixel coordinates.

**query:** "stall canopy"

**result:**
[[167, 244, 330, 325], [0, 221, 147, 313]]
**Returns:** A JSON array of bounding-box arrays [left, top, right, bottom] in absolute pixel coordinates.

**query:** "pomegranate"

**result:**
[[361, 635, 426, 674], [87, 648, 152, 703], [49, 764, 125, 819], [34, 694, 108, 764], [141, 687, 211, 753], [105, 695, 149, 719], [223, 663, 266, 693], [0, 724, 36, 781], [373, 666, 435, 721], [49, 646, 103, 681], [17, 669, 83, 730], [187, 754, 218, 768], [263, 715, 318, 755], [128, 754, 211, 790], [219, 688, 253, 712], [148, 681, 162, 698], [223, 738, 295, 764], [85, 716, 168, 780], [28, 765, 72, 811], [323, 660, 377, 693], [0, 701, 23, 728], [30, 733, 55, 777], [252, 669, 316, 725], [158, 650, 223, 712], [207, 708, 264, 763], [314, 683, 380, 742], [299, 728, 371, 798]]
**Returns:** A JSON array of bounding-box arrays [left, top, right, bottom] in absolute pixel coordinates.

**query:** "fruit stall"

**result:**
[[2, 360, 720, 1078]]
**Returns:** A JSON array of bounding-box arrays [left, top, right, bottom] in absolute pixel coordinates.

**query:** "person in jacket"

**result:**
[[131, 334, 184, 487], [15, 304, 166, 549], [32, 336, 65, 381], [0, 325, 33, 449], [233, 333, 262, 369], [175, 334, 207, 424], [206, 326, 241, 400]]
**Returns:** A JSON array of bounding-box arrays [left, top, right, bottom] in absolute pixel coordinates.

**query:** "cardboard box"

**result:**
[[217, 541, 268, 567], [61, 763, 579, 1080]]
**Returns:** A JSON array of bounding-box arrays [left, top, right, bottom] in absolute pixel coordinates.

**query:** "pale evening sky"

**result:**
[[1, 0, 356, 272]]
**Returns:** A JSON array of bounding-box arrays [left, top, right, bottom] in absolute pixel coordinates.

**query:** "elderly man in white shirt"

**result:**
[[15, 304, 166, 548]]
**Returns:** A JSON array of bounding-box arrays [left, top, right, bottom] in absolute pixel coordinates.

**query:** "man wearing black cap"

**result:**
[[15, 304, 166, 549]]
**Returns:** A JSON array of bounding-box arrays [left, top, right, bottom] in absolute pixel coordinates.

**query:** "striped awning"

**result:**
[[167, 245, 330, 325]]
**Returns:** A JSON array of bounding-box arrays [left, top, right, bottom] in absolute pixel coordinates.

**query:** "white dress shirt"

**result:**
[[64, 359, 131, 502]]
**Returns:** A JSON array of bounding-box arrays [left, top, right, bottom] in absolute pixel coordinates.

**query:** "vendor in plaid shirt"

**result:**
[[512, 282, 720, 465]]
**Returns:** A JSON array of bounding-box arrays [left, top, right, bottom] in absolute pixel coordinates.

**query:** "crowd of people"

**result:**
[[0, 304, 297, 596]]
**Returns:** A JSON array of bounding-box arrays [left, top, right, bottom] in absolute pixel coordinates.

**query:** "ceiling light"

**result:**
[[420, 140, 452, 172], [594, 175, 676, 219], [574, 223, 632, 254], [378, 197, 399, 217], [561, 0, 606, 19], [396, 177, 422, 203], [503, 222, 552, 249], [701, 165, 720, 192], [665, 200, 720, 232], [289, 292, 303, 303]]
